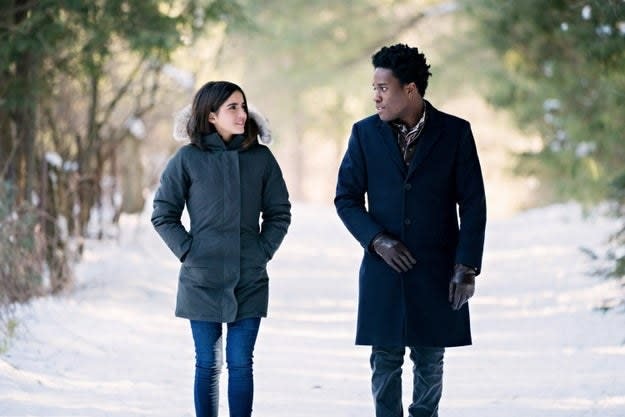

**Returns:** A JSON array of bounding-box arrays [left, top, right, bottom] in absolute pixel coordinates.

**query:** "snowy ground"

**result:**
[[1, 202, 624, 417]]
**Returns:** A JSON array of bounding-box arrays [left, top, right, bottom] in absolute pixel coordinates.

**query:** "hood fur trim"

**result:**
[[173, 103, 272, 145]]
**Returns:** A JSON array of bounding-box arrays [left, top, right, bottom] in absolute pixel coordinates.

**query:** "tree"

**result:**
[[218, 0, 455, 199], [462, 0, 625, 202], [0, 0, 243, 301], [462, 0, 625, 303]]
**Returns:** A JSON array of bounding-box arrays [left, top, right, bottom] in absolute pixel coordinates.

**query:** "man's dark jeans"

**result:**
[[370, 346, 445, 417], [190, 317, 261, 417]]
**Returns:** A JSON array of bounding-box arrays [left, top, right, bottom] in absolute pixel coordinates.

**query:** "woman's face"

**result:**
[[208, 91, 247, 142]]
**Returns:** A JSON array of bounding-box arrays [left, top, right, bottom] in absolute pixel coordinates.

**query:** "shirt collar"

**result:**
[[391, 102, 427, 134]]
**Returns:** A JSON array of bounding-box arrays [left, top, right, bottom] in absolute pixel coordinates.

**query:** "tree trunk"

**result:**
[[120, 137, 146, 214], [77, 71, 101, 238], [13, 0, 38, 204], [42, 158, 72, 293], [0, 110, 13, 182]]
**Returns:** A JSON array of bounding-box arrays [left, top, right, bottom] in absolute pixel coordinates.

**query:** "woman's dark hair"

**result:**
[[371, 44, 432, 97], [186, 81, 259, 149]]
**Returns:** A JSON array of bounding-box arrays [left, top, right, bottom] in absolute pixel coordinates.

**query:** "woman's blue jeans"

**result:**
[[190, 317, 261, 417]]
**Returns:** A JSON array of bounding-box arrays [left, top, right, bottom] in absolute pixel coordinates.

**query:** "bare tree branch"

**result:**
[[98, 55, 148, 132], [337, 1, 459, 70]]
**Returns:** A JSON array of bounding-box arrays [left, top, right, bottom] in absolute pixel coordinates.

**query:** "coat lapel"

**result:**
[[375, 117, 406, 174], [406, 102, 442, 179]]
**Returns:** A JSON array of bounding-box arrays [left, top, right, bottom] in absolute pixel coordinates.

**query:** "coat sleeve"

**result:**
[[334, 123, 384, 252], [151, 150, 193, 262], [259, 151, 291, 260], [454, 123, 487, 274]]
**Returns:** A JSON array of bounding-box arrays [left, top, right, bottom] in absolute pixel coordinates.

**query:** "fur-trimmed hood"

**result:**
[[172, 103, 272, 145]]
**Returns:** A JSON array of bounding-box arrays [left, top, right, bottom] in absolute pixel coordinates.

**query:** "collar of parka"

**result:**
[[199, 132, 250, 152]]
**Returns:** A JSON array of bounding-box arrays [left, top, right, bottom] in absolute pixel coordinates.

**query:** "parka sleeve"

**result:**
[[258, 151, 291, 260], [151, 150, 193, 262], [454, 123, 487, 274], [334, 123, 384, 252]]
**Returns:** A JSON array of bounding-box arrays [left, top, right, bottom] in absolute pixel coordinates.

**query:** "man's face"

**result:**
[[372, 67, 418, 123]]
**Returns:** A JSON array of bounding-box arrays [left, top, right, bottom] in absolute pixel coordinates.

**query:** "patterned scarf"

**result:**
[[391, 104, 427, 165]]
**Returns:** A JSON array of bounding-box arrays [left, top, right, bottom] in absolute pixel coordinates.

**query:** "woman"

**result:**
[[151, 81, 291, 417]]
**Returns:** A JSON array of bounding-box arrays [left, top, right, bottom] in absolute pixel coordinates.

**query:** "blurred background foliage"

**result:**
[[461, 0, 625, 309], [0, 0, 624, 309], [463, 0, 625, 204]]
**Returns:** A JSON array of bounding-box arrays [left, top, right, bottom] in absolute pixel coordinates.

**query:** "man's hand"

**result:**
[[448, 264, 476, 310], [371, 233, 416, 273]]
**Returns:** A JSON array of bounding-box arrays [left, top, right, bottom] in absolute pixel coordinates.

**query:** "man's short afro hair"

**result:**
[[372, 44, 432, 97]]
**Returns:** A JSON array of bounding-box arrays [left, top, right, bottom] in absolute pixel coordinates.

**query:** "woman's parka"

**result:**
[[151, 131, 291, 323]]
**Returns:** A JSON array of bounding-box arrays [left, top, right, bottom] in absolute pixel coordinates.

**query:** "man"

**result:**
[[334, 44, 486, 417]]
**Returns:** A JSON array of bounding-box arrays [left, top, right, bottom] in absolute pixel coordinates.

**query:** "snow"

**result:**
[[543, 98, 561, 112], [1, 202, 625, 417], [44, 152, 63, 169], [125, 117, 147, 140], [575, 141, 597, 158], [162, 64, 195, 92], [596, 25, 613, 37]]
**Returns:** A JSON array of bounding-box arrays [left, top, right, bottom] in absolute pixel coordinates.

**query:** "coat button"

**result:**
[[404, 183, 412, 190], [404, 218, 411, 225]]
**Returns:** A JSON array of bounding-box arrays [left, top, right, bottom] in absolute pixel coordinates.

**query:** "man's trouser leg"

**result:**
[[370, 346, 405, 417], [407, 346, 445, 417]]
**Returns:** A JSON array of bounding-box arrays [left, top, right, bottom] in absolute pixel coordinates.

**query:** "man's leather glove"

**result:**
[[371, 233, 416, 273], [448, 264, 476, 310]]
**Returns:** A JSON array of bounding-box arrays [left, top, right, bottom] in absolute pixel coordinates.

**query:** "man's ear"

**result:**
[[406, 82, 418, 96]]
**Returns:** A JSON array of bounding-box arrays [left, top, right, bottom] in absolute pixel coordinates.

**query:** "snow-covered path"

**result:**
[[1, 203, 624, 417]]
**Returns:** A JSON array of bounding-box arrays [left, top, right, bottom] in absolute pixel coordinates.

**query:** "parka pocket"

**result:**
[[183, 237, 222, 267], [179, 265, 222, 289], [255, 236, 270, 264], [240, 234, 268, 269]]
